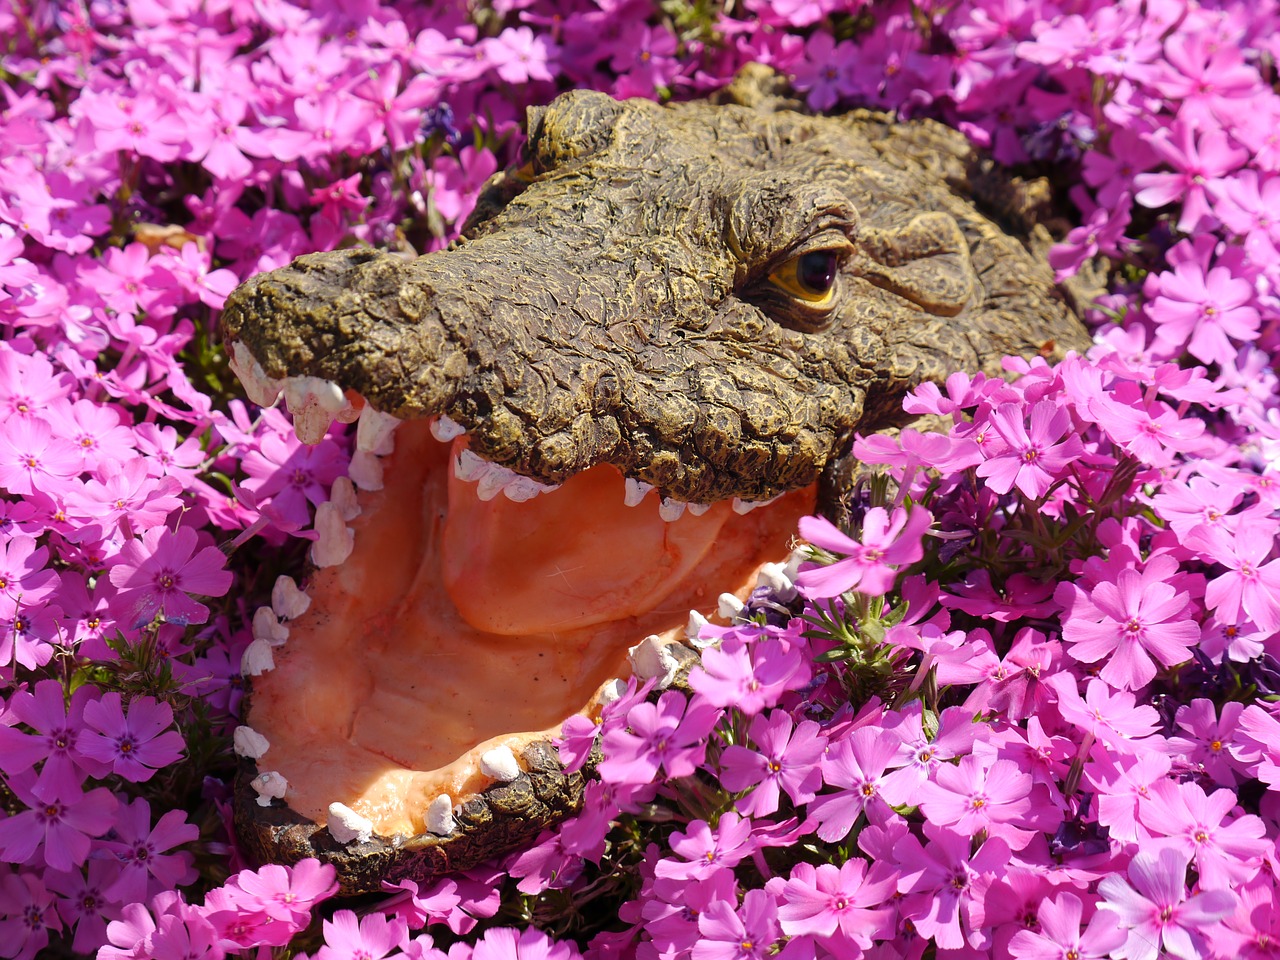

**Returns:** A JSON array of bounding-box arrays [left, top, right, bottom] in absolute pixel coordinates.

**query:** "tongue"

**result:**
[[442, 445, 732, 635]]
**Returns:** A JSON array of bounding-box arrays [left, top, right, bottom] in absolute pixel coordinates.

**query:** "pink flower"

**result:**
[[718, 713, 826, 817], [1056, 560, 1201, 690], [2, 678, 109, 795], [481, 27, 558, 84], [1047, 675, 1160, 752], [1097, 847, 1235, 960], [315, 910, 409, 960], [654, 812, 755, 881], [597, 690, 719, 785], [229, 859, 339, 928], [108, 525, 234, 629], [917, 755, 1035, 850], [0, 773, 117, 872], [1008, 892, 1126, 960], [794, 506, 932, 599], [693, 889, 779, 960], [975, 400, 1084, 499], [771, 858, 896, 948], [0, 416, 82, 496], [99, 798, 198, 904], [1138, 779, 1268, 888], [1147, 257, 1260, 365], [689, 635, 809, 714], [0, 872, 60, 960], [1133, 122, 1248, 232], [808, 726, 898, 842], [77, 692, 185, 782], [896, 823, 1012, 951], [1185, 522, 1280, 632]]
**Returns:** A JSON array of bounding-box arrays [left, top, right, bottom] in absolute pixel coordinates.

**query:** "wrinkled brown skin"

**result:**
[[221, 78, 1089, 507], [221, 71, 1091, 892]]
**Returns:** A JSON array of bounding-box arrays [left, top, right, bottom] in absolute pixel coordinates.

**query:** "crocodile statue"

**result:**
[[220, 66, 1091, 893]]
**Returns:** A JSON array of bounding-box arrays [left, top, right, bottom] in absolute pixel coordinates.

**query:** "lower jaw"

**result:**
[[245, 418, 814, 838]]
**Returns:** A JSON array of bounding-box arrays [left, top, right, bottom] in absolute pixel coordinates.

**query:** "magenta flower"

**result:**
[[0, 871, 60, 960], [0, 773, 117, 872], [1147, 258, 1260, 365], [917, 755, 1035, 850], [315, 910, 409, 960], [771, 858, 896, 949], [808, 726, 898, 842], [1136, 779, 1269, 888], [1133, 122, 1248, 232], [1008, 892, 1126, 960], [718, 713, 827, 817], [654, 812, 755, 881], [794, 506, 932, 599], [689, 635, 809, 715], [1056, 560, 1201, 691], [77, 692, 185, 782], [469, 925, 582, 960], [975, 400, 1084, 499], [693, 889, 779, 960], [896, 823, 1012, 951], [99, 798, 198, 904], [1047, 675, 1160, 753], [2, 678, 109, 796], [229, 858, 339, 928], [1164, 699, 1251, 785], [482, 27, 558, 84], [1185, 522, 1280, 633], [597, 690, 719, 784], [0, 416, 82, 496], [1097, 847, 1235, 960], [108, 525, 234, 628]]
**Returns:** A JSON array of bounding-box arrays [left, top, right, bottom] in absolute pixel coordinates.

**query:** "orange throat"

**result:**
[[249, 418, 814, 836]]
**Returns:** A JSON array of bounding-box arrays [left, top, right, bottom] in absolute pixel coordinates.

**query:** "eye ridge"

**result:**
[[769, 249, 844, 305]]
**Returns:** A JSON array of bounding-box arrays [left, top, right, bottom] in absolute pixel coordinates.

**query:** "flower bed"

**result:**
[[1, 1, 1278, 958]]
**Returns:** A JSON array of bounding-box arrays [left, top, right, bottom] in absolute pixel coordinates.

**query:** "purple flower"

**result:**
[[0, 772, 117, 871], [917, 755, 1035, 850], [689, 635, 809, 715], [77, 692, 185, 782], [1097, 847, 1235, 960], [0, 871, 60, 960], [1133, 121, 1248, 232], [469, 925, 581, 960], [108, 525, 234, 628], [771, 858, 897, 949], [1008, 892, 1126, 960], [808, 726, 898, 842], [654, 813, 756, 881], [718, 712, 826, 816], [99, 798, 198, 905], [975, 400, 1084, 500], [1136, 779, 1269, 888], [597, 690, 719, 785], [693, 889, 780, 960], [314, 910, 408, 960], [1185, 522, 1280, 633], [795, 506, 932, 599], [2, 678, 110, 796]]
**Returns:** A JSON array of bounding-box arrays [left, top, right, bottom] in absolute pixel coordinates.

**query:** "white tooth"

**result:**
[[426, 794, 455, 835], [233, 725, 270, 759], [624, 478, 654, 507], [732, 495, 778, 515], [272, 575, 311, 620], [252, 606, 288, 646], [330, 476, 361, 520], [480, 746, 521, 782], [628, 634, 680, 688], [686, 503, 711, 516], [599, 678, 627, 704], [718, 592, 747, 620], [328, 802, 374, 844], [782, 547, 806, 582], [659, 498, 686, 522], [283, 376, 350, 444], [757, 561, 796, 601], [310, 501, 354, 567], [430, 415, 467, 442], [241, 638, 275, 676], [476, 462, 516, 500], [356, 406, 399, 455], [686, 609, 710, 641], [348, 451, 384, 491], [228, 341, 283, 407], [454, 449, 491, 482], [504, 475, 556, 502], [252, 771, 288, 806]]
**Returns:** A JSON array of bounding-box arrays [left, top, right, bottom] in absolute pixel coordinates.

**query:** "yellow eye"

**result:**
[[769, 250, 841, 305]]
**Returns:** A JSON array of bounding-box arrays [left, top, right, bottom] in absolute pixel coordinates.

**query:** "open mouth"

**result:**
[[230, 361, 814, 891]]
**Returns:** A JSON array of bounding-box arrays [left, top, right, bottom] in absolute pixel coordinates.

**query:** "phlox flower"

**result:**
[[100, 798, 198, 904], [100, 892, 221, 960], [44, 398, 137, 469], [1047, 675, 1160, 753], [240, 422, 349, 530], [1008, 892, 1125, 960], [718, 712, 826, 817], [0, 416, 82, 496], [808, 725, 898, 842], [895, 822, 1012, 951], [794, 505, 932, 599], [693, 888, 779, 960], [654, 812, 755, 881], [481, 26, 558, 84], [1133, 122, 1248, 232], [0, 678, 109, 796], [468, 925, 581, 960], [1149, 32, 1261, 128], [0, 345, 73, 418], [1146, 257, 1260, 365], [1136, 779, 1269, 888], [77, 691, 185, 782], [1097, 847, 1235, 960], [689, 635, 809, 714], [1184, 521, 1280, 633], [47, 859, 124, 954], [1086, 751, 1173, 845], [0, 871, 60, 960], [975, 400, 1084, 500], [770, 858, 896, 950], [597, 689, 719, 785], [314, 910, 408, 960], [1056, 560, 1201, 691], [0, 772, 117, 872], [1234, 704, 1280, 790], [108, 525, 234, 629], [641, 869, 738, 958], [917, 754, 1036, 850], [1216, 877, 1280, 960], [1163, 699, 1252, 785], [878, 704, 980, 806]]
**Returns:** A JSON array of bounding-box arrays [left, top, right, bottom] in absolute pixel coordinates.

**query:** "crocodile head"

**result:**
[[221, 80, 1089, 891]]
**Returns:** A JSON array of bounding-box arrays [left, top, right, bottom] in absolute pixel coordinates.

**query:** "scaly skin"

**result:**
[[220, 82, 1089, 506]]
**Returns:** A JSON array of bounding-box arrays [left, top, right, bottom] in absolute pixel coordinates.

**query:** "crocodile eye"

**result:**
[[769, 250, 841, 306]]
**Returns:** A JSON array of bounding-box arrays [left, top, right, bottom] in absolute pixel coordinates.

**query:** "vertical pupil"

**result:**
[[798, 251, 837, 292]]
